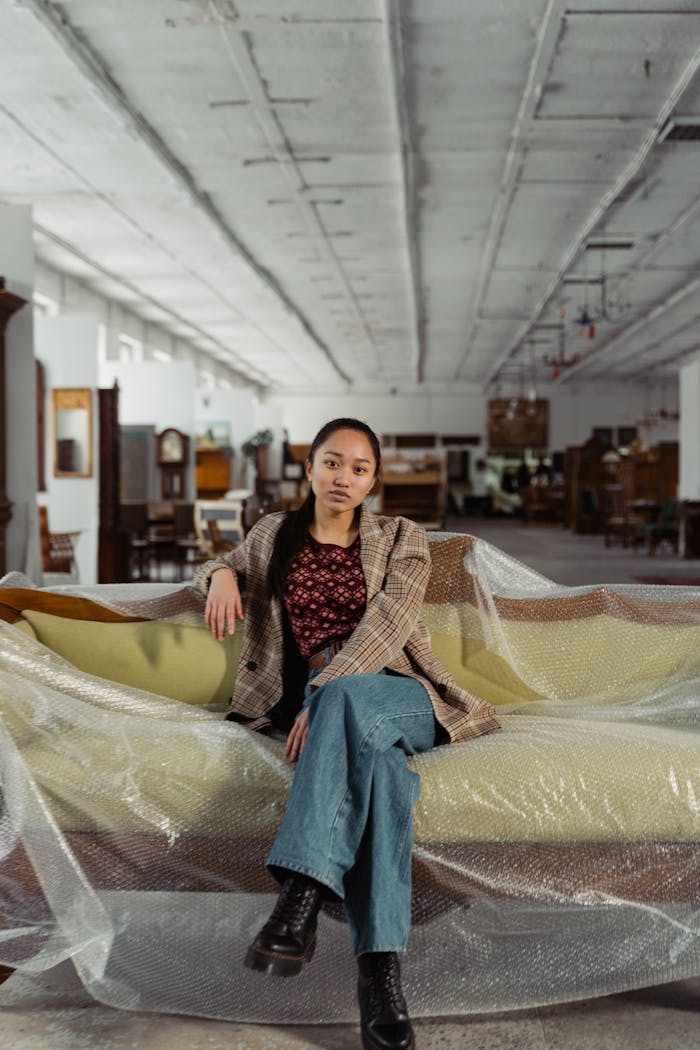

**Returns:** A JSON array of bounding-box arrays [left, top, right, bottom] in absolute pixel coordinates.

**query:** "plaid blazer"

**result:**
[[192, 506, 500, 744]]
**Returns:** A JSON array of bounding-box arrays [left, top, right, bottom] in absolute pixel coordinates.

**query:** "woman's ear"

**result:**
[[304, 457, 313, 482]]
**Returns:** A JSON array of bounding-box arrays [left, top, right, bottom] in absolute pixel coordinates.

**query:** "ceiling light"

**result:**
[[586, 240, 635, 251], [658, 116, 700, 143]]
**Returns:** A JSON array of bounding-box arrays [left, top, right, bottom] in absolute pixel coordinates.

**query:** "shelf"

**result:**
[[383, 471, 442, 486]]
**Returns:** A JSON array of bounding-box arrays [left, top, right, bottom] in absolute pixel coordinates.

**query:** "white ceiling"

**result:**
[[1, 0, 699, 394]]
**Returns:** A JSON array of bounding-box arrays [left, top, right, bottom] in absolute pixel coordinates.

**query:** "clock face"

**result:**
[[160, 429, 184, 462]]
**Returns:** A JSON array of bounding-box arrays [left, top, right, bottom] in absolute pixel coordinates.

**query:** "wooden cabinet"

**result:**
[[380, 460, 446, 529], [196, 448, 231, 499]]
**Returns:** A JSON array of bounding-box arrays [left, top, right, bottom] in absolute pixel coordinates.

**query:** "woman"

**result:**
[[194, 418, 499, 1050]]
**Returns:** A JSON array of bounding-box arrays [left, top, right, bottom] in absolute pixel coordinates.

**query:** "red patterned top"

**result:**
[[283, 533, 367, 660]]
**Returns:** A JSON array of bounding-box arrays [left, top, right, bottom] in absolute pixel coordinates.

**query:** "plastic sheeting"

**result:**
[[2, 534, 700, 1022]]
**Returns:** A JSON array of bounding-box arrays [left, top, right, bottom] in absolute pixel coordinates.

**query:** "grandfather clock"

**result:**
[[0, 279, 28, 576], [156, 427, 189, 499]]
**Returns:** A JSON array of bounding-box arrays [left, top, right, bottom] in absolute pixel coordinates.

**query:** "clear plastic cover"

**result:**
[[2, 535, 700, 1021]]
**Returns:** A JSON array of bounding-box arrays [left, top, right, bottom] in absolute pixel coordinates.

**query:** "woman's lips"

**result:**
[[330, 490, 349, 500]]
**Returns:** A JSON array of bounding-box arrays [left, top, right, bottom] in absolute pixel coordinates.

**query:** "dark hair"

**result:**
[[267, 418, 381, 599]]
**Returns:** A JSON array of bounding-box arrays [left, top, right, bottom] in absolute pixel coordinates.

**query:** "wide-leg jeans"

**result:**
[[267, 670, 439, 955]]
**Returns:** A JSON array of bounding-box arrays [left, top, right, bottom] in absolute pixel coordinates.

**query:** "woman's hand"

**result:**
[[285, 708, 310, 764], [205, 568, 244, 640]]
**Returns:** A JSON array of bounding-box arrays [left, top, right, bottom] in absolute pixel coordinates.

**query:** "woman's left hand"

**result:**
[[285, 708, 310, 764]]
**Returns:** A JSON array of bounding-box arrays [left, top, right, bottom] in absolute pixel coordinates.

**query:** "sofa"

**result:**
[[2, 532, 700, 1023]]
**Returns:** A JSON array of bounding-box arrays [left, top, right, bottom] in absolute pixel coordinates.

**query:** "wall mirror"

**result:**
[[52, 388, 93, 478]]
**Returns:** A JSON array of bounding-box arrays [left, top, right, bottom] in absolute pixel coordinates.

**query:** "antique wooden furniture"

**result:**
[[38, 505, 80, 578], [643, 500, 680, 556], [193, 499, 245, 556], [195, 447, 230, 499], [156, 427, 189, 500], [380, 454, 447, 529], [564, 438, 679, 537], [98, 383, 129, 584], [601, 484, 644, 549]]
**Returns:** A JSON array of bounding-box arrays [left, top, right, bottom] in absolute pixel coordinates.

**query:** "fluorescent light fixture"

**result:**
[[658, 116, 700, 143]]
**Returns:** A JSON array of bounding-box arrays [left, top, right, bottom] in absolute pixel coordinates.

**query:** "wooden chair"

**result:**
[[120, 501, 149, 580], [602, 485, 644, 549], [206, 520, 235, 555], [193, 500, 244, 557], [38, 505, 80, 579], [173, 502, 208, 580], [644, 500, 680, 556]]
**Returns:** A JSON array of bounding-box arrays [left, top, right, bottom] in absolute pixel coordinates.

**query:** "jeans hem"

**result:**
[[355, 944, 408, 956], [266, 856, 345, 901]]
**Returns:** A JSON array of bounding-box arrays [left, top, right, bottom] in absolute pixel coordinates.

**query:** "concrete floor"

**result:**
[[447, 515, 700, 587], [4, 520, 700, 1048], [2, 961, 700, 1050]]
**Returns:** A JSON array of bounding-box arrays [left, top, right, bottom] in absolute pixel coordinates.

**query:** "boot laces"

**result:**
[[270, 879, 316, 929], [366, 956, 404, 1014]]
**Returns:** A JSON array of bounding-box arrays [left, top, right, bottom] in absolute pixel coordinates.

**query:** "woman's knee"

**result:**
[[310, 674, 380, 727]]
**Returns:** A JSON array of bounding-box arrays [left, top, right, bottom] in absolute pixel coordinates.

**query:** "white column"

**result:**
[[0, 203, 41, 582], [679, 359, 700, 501]]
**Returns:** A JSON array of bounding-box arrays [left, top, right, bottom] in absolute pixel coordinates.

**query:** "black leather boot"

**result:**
[[357, 952, 415, 1050], [244, 875, 323, 977]]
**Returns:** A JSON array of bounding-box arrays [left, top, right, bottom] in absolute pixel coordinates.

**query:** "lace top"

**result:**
[[283, 533, 367, 660]]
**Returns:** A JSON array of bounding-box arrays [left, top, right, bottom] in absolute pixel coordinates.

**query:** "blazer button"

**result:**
[[436, 682, 448, 696], [246, 660, 258, 671]]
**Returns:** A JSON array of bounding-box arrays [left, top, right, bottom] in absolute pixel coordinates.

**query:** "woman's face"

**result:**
[[306, 428, 377, 514]]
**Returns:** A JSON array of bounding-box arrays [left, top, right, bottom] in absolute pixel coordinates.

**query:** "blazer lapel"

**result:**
[[359, 504, 392, 600]]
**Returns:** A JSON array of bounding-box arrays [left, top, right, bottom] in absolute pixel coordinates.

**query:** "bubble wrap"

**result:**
[[3, 535, 700, 1022]]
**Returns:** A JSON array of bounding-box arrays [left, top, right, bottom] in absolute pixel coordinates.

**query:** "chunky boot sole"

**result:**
[[243, 933, 316, 977], [361, 1027, 415, 1050]]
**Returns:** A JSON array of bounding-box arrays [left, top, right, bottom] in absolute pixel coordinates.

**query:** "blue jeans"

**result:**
[[267, 670, 439, 955]]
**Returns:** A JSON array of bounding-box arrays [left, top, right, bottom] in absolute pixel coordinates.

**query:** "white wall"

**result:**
[[194, 385, 258, 490], [549, 381, 679, 450], [100, 359, 199, 498], [267, 391, 486, 447], [1, 204, 40, 581], [679, 357, 700, 501], [35, 314, 100, 584], [267, 382, 679, 453]]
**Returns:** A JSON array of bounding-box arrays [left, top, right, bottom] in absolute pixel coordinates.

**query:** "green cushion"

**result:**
[[22, 610, 242, 706]]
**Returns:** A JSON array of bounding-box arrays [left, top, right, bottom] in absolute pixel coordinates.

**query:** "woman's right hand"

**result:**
[[205, 568, 244, 640]]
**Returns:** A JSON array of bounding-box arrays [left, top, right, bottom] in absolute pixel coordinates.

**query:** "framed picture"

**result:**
[[195, 421, 231, 449], [488, 399, 549, 451]]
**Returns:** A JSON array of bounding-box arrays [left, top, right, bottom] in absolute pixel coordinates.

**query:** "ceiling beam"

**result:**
[[208, 0, 382, 380], [383, 0, 424, 384], [566, 274, 700, 380], [453, 0, 565, 384], [33, 223, 272, 389], [18, 0, 352, 386], [483, 36, 700, 389], [617, 313, 700, 376]]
